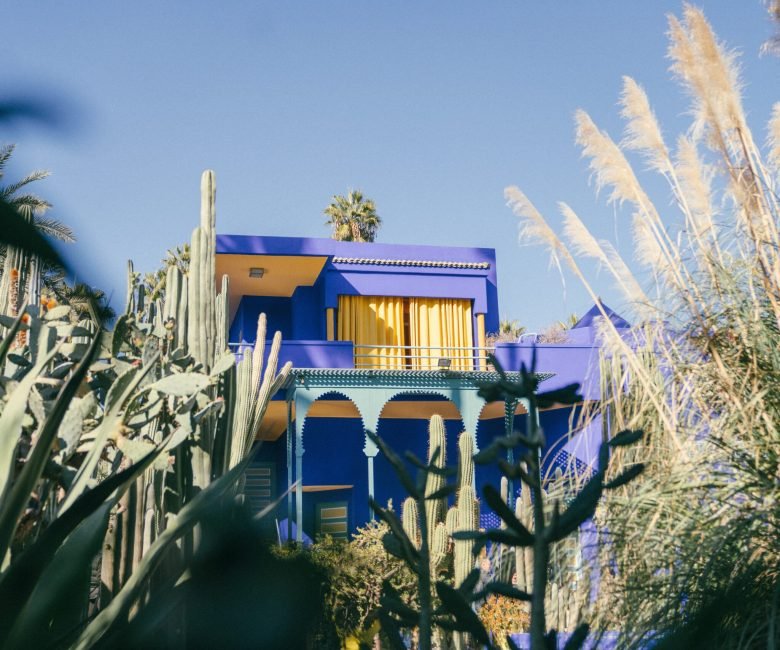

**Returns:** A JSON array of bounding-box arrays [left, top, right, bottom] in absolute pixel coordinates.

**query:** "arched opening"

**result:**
[[299, 392, 366, 539], [372, 392, 466, 517]]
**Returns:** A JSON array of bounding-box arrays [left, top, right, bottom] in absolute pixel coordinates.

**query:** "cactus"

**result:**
[[402, 497, 420, 549], [424, 414, 447, 550]]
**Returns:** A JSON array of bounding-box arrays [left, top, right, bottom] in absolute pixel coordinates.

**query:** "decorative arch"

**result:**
[[282, 368, 542, 541]]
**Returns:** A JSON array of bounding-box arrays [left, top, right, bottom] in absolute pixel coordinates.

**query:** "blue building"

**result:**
[[217, 234, 616, 541]]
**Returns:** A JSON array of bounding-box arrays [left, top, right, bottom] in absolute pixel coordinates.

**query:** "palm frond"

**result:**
[[0, 170, 50, 198], [32, 215, 75, 242]]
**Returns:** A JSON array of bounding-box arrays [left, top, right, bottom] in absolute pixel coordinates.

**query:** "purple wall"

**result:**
[[232, 340, 355, 370], [217, 234, 500, 334], [493, 343, 602, 401]]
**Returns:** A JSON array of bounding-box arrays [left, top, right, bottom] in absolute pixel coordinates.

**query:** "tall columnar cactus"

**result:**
[[424, 414, 447, 550], [102, 169, 291, 601], [453, 431, 478, 588], [402, 497, 420, 549]]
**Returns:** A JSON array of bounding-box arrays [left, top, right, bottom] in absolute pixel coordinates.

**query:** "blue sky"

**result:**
[[2, 2, 778, 330]]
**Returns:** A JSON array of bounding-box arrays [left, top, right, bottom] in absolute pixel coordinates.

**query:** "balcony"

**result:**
[[230, 340, 497, 371]]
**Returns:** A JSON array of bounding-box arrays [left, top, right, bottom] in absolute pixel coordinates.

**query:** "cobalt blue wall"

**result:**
[[300, 407, 368, 535], [230, 295, 293, 342], [291, 285, 325, 340]]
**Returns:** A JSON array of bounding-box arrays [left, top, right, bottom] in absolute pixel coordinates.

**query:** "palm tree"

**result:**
[[0, 144, 75, 316], [323, 190, 381, 242]]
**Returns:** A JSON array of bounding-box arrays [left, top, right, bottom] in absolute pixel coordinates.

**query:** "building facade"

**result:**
[[217, 234, 612, 541]]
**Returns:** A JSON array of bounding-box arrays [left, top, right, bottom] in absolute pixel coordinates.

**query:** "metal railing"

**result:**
[[352, 343, 496, 371]]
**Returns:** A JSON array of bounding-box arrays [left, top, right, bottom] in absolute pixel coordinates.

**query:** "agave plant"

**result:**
[[0, 170, 293, 649]]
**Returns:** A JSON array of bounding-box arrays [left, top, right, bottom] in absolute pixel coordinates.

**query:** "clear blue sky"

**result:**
[[2, 2, 778, 330]]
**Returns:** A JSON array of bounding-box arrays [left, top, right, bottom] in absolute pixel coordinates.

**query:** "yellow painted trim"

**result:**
[[476, 313, 486, 370], [326, 307, 335, 341]]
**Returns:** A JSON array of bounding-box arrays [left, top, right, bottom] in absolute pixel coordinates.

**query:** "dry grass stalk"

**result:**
[[508, 4, 780, 647]]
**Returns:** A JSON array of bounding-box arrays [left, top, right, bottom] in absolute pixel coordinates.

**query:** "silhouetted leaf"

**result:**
[[473, 581, 532, 602], [608, 428, 644, 447], [483, 484, 535, 543], [473, 441, 502, 464], [377, 612, 407, 650], [458, 568, 481, 598], [368, 431, 420, 499], [498, 459, 537, 487], [426, 484, 457, 500], [545, 629, 558, 650], [371, 499, 420, 565], [381, 532, 407, 562], [404, 450, 455, 476], [435, 581, 491, 645], [563, 622, 590, 650], [380, 581, 418, 626], [453, 528, 533, 548], [0, 198, 66, 269], [536, 382, 582, 408], [546, 473, 604, 543], [506, 636, 522, 650], [605, 463, 644, 489]]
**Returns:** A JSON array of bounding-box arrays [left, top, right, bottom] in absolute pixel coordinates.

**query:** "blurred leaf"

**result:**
[[536, 382, 582, 408], [562, 623, 590, 650], [367, 431, 419, 499], [458, 568, 481, 597], [608, 428, 644, 447], [435, 581, 491, 645], [546, 473, 603, 543], [0, 441, 164, 644], [371, 498, 420, 566], [74, 451, 258, 648], [425, 484, 457, 500], [483, 484, 535, 543], [473, 581, 532, 602], [4, 503, 112, 649], [380, 580, 418, 626], [377, 611, 407, 650], [604, 463, 644, 489], [0, 197, 66, 269]]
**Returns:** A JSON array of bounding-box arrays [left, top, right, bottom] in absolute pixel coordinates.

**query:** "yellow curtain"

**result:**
[[337, 295, 406, 369], [409, 298, 474, 370]]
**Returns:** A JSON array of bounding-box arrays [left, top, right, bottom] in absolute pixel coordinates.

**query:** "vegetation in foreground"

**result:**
[[511, 4, 780, 647]]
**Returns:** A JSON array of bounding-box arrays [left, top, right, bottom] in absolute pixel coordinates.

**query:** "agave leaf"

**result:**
[[73, 452, 257, 649], [62, 355, 159, 511], [0, 344, 59, 501], [4, 503, 112, 649], [0, 442, 165, 644]]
